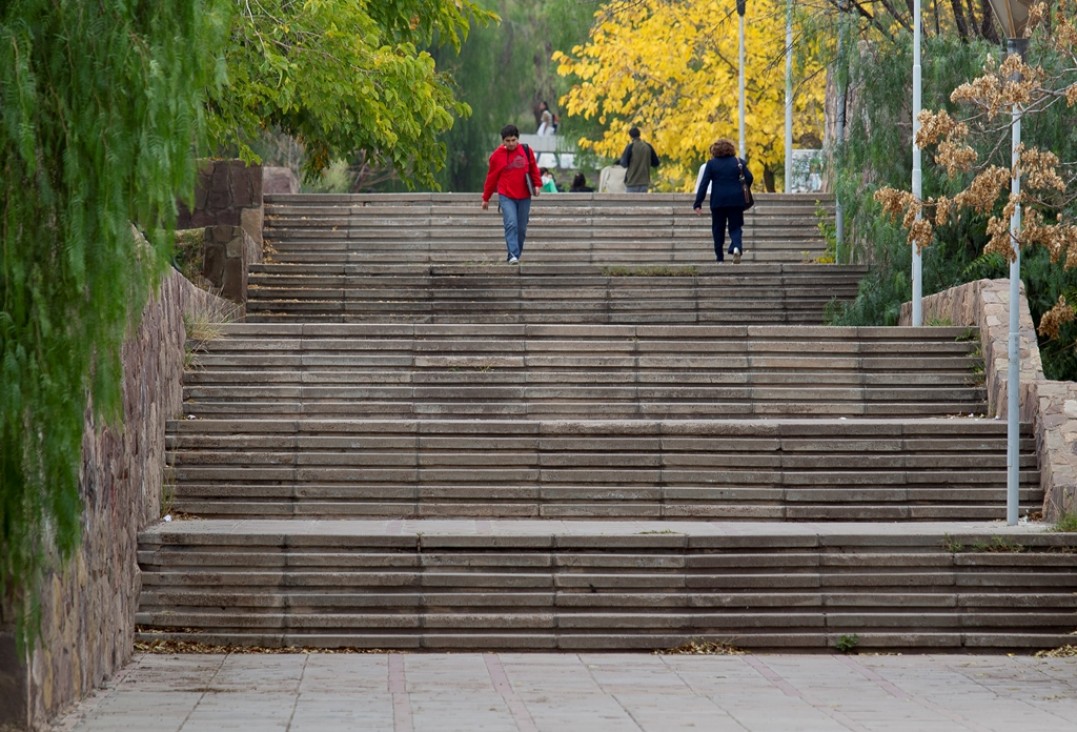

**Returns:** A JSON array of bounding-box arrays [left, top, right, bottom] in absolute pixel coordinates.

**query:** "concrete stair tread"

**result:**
[[139, 518, 1055, 543]]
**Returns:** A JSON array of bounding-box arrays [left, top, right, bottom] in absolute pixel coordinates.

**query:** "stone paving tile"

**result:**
[[49, 652, 1077, 732]]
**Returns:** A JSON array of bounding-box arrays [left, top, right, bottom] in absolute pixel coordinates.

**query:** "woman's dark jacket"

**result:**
[[693, 155, 753, 210]]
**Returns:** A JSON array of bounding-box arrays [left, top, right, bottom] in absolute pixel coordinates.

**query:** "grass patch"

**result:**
[[1052, 513, 1077, 532], [943, 535, 1026, 553], [970, 536, 1026, 553], [182, 295, 240, 369], [835, 633, 861, 653], [173, 228, 211, 287], [603, 265, 699, 277]]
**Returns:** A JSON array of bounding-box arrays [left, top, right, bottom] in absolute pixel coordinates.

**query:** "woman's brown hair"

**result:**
[[711, 139, 736, 158]]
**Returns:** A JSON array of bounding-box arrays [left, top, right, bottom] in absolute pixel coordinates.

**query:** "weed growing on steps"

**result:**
[[970, 536, 1026, 553], [944, 535, 1027, 553], [814, 200, 837, 264], [835, 634, 860, 654], [182, 296, 240, 369], [603, 265, 699, 277], [160, 467, 176, 519], [942, 534, 965, 553], [953, 331, 986, 387], [1052, 513, 1077, 533]]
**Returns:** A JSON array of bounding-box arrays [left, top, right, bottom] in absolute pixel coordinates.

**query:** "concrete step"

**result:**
[[164, 418, 1041, 520], [262, 193, 837, 266], [244, 265, 870, 323], [180, 324, 985, 419], [134, 520, 1077, 652]]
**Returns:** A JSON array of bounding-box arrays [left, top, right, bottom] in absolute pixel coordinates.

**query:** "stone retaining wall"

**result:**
[[0, 269, 231, 730], [177, 160, 264, 250], [899, 279, 1077, 519], [201, 224, 261, 305]]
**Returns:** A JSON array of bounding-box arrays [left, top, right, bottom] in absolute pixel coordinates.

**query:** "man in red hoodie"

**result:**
[[481, 124, 542, 264]]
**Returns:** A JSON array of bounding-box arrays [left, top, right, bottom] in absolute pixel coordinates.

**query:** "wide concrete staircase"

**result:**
[[246, 193, 866, 324], [138, 193, 1077, 653]]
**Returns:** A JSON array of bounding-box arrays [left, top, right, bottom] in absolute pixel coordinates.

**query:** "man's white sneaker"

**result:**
[[508, 256, 520, 264], [732, 248, 742, 264]]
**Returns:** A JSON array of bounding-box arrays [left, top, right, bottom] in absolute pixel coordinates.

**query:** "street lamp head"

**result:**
[[736, 0, 746, 17], [987, 0, 1035, 39]]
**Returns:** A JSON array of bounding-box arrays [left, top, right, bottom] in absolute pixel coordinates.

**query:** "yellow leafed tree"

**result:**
[[553, 0, 827, 191]]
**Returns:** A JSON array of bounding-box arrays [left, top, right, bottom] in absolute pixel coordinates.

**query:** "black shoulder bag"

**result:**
[[737, 158, 754, 210]]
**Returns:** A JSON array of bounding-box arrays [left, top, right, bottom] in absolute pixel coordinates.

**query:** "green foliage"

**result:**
[[942, 534, 965, 552], [814, 201, 838, 263], [1053, 513, 1077, 532], [835, 633, 860, 653], [829, 33, 994, 325], [430, 0, 598, 192], [603, 265, 700, 277], [0, 0, 228, 649], [208, 0, 496, 187], [970, 536, 1026, 553], [173, 230, 211, 288], [829, 26, 1077, 379]]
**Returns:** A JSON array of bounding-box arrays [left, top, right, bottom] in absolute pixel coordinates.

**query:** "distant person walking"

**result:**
[[693, 139, 753, 264], [537, 101, 555, 135], [482, 124, 542, 264], [618, 127, 660, 193]]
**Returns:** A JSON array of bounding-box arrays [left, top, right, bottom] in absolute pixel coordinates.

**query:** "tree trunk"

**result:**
[[980, 0, 1000, 43], [951, 0, 970, 39]]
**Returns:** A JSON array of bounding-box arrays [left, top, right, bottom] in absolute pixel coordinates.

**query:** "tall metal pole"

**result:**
[[738, 0, 746, 159], [911, 0, 923, 325], [835, 2, 846, 261], [1006, 36, 1027, 526], [784, 0, 793, 189]]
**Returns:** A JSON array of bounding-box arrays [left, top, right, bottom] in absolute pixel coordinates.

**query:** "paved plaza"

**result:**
[[50, 652, 1077, 731]]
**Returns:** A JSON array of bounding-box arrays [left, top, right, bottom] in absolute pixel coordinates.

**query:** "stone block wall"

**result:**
[[0, 270, 230, 730], [263, 166, 299, 195], [177, 160, 274, 306], [899, 279, 1041, 421], [201, 225, 261, 304], [899, 278, 1077, 520], [177, 160, 264, 250], [1032, 381, 1077, 519]]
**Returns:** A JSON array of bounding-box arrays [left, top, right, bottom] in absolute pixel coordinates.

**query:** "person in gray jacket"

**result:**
[[693, 139, 753, 263], [618, 127, 660, 193]]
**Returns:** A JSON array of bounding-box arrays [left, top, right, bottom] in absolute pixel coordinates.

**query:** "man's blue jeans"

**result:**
[[498, 195, 531, 260]]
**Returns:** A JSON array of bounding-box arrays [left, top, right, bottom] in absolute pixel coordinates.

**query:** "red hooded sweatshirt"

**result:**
[[482, 144, 541, 202]]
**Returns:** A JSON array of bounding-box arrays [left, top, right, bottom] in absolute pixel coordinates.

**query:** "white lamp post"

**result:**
[[911, 0, 923, 325], [784, 0, 793, 189], [737, 0, 746, 159], [835, 1, 848, 260], [986, 0, 1032, 526]]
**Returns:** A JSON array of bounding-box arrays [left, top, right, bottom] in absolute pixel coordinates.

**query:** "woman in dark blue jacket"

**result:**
[[693, 139, 753, 263]]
